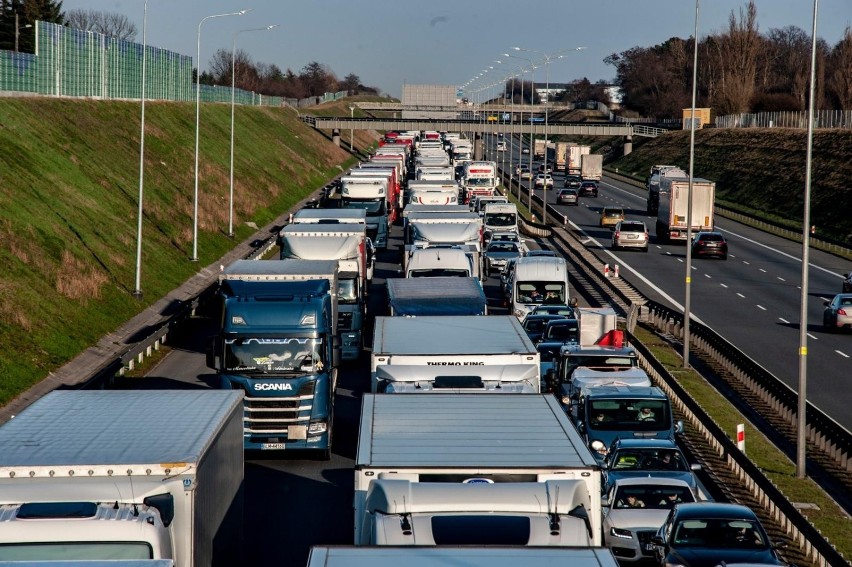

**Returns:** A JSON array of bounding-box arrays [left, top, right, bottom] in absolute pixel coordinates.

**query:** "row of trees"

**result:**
[[0, 0, 379, 99], [605, 1, 852, 118], [501, 78, 613, 107]]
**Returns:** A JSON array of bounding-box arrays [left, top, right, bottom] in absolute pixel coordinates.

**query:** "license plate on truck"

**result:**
[[261, 443, 286, 450]]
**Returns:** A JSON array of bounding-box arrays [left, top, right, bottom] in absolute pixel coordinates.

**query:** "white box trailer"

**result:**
[[293, 208, 366, 225], [307, 546, 619, 567], [0, 562, 175, 567], [370, 315, 540, 393], [354, 394, 603, 545], [0, 391, 243, 567], [656, 176, 716, 242]]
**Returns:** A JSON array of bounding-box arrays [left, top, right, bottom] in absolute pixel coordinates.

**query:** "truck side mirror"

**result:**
[[332, 336, 341, 367], [205, 337, 219, 370]]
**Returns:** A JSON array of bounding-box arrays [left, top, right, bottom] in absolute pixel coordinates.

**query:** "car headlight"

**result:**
[[610, 527, 633, 540]]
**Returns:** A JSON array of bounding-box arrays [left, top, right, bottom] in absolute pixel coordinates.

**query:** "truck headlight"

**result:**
[[590, 440, 607, 455], [308, 421, 327, 434], [610, 527, 633, 540]]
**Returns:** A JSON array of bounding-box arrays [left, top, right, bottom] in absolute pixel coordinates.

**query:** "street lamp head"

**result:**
[[237, 9, 252, 15], [512, 46, 521, 51], [266, 24, 279, 30]]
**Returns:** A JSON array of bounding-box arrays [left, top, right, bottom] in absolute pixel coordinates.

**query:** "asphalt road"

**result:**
[[484, 134, 851, 431]]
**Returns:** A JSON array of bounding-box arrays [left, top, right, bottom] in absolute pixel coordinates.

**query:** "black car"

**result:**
[[538, 318, 580, 345], [564, 174, 583, 188], [652, 502, 785, 567], [521, 314, 566, 344], [579, 181, 599, 197], [691, 231, 728, 260]]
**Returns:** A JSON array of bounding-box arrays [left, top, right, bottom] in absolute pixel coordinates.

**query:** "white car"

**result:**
[[603, 477, 697, 563], [496, 141, 507, 152], [533, 173, 554, 189]]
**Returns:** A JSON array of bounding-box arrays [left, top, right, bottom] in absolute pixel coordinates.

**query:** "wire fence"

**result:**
[[0, 21, 346, 108], [714, 110, 852, 130]]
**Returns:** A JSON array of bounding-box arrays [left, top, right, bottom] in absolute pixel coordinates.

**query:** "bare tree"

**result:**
[[712, 1, 762, 114], [827, 26, 852, 109], [65, 8, 137, 40], [765, 26, 811, 108]]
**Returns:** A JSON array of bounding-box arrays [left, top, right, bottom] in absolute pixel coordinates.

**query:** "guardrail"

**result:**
[[497, 155, 850, 566]]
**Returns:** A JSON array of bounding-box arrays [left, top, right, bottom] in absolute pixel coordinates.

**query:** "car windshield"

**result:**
[[516, 282, 566, 304], [699, 233, 724, 242], [587, 399, 671, 432], [620, 223, 645, 232], [223, 337, 325, 374], [672, 519, 767, 549], [612, 485, 694, 510], [609, 448, 688, 471], [488, 242, 519, 253], [605, 209, 624, 217]]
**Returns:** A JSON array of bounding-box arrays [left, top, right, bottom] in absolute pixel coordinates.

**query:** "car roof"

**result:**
[[612, 438, 680, 449], [613, 477, 694, 488], [526, 249, 557, 256], [671, 502, 759, 520], [544, 318, 579, 326], [524, 314, 564, 322]]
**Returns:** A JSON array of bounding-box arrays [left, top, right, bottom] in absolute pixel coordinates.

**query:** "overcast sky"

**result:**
[[62, 1, 850, 98]]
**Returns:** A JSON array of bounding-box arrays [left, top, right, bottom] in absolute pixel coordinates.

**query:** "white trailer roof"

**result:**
[[0, 391, 242, 467], [308, 545, 618, 567], [220, 259, 338, 282], [293, 208, 367, 223], [356, 394, 598, 468], [403, 204, 469, 218], [373, 316, 534, 356]]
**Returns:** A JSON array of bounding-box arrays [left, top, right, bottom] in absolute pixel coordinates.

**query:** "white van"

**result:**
[[510, 256, 570, 320], [406, 247, 472, 278]]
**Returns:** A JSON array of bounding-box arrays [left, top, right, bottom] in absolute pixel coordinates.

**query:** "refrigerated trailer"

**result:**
[[354, 394, 603, 545], [655, 176, 716, 242], [307, 547, 620, 567]]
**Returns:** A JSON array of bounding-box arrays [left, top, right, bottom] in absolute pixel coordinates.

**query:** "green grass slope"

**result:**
[[0, 98, 357, 403], [608, 129, 852, 243]]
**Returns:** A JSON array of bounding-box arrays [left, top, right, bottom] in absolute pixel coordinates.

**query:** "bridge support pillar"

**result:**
[[332, 128, 341, 147], [623, 135, 633, 156], [473, 133, 483, 160]]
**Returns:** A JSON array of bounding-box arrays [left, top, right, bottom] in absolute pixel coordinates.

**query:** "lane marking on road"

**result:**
[[759, 268, 767, 273], [737, 293, 746, 298], [837, 350, 850, 358], [720, 283, 728, 288], [743, 261, 750, 265], [565, 218, 706, 325], [777, 277, 786, 282], [704, 274, 712, 278], [717, 226, 845, 278], [807, 333, 818, 340], [757, 305, 767, 311], [779, 317, 790, 324], [677, 258, 684, 263]]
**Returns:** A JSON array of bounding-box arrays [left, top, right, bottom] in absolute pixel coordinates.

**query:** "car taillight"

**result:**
[[839, 309, 848, 316], [614, 231, 620, 239], [645, 231, 649, 239]]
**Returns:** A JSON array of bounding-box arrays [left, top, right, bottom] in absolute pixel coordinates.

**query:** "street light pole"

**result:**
[[14, 13, 32, 53], [230, 24, 277, 238], [683, 1, 700, 369], [192, 8, 250, 261], [514, 46, 586, 224], [349, 104, 355, 151], [132, 0, 148, 298]]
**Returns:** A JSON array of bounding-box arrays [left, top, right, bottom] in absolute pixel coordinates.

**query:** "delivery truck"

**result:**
[[568, 144, 591, 175], [354, 394, 603, 545], [370, 315, 539, 393], [386, 276, 487, 316], [580, 154, 603, 181], [307, 546, 620, 567], [655, 176, 716, 243], [0, 390, 243, 566]]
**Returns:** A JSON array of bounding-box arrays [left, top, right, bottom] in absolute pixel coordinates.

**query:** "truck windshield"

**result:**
[[224, 337, 325, 374], [465, 177, 494, 188], [560, 354, 637, 382], [338, 278, 358, 304], [341, 200, 385, 215], [516, 282, 565, 304], [484, 212, 516, 227], [0, 542, 152, 560], [408, 269, 470, 278], [587, 398, 671, 432]]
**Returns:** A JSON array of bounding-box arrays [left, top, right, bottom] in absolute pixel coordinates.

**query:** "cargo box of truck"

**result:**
[[0, 391, 244, 567], [354, 394, 603, 545], [370, 315, 539, 393], [307, 546, 620, 567], [655, 176, 716, 243], [386, 276, 487, 316]]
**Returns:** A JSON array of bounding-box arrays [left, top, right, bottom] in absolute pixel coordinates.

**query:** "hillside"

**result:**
[[0, 97, 378, 402], [607, 129, 852, 243]]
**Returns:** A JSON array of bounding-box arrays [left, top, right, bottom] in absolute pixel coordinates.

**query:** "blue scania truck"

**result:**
[[208, 260, 340, 458]]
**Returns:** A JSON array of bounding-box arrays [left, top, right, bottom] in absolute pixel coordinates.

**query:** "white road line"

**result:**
[[704, 274, 712, 278], [718, 226, 845, 279], [720, 283, 728, 288], [837, 350, 850, 358], [743, 261, 750, 265], [807, 333, 818, 340], [777, 277, 785, 281], [565, 218, 706, 325], [677, 258, 684, 263], [756, 305, 767, 311], [759, 268, 767, 273], [737, 293, 746, 298], [779, 317, 790, 324]]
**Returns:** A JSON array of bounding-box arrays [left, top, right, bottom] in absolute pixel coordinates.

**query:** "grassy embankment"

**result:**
[[0, 96, 381, 403]]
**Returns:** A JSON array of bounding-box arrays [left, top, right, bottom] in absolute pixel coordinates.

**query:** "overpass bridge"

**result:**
[[300, 115, 667, 138]]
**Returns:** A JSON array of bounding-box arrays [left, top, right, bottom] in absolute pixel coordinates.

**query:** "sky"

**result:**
[[61, 1, 851, 99]]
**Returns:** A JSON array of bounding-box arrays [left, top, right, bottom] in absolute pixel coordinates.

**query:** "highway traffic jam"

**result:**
[[0, 129, 812, 567]]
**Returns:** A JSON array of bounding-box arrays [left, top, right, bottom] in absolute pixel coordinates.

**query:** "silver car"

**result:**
[[603, 477, 697, 562], [612, 220, 649, 251], [823, 293, 852, 332]]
